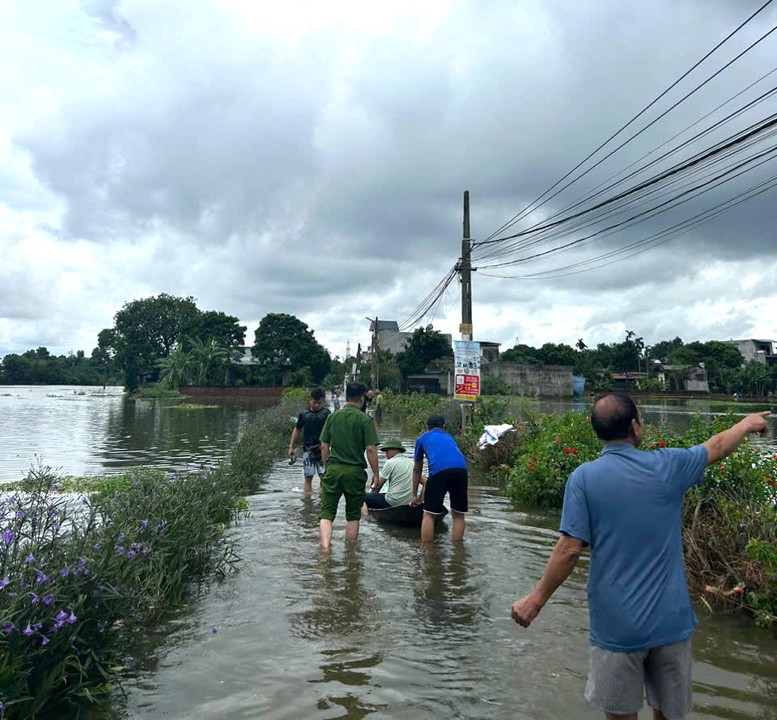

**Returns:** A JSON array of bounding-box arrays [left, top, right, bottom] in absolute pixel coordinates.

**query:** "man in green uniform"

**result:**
[[319, 382, 379, 549]]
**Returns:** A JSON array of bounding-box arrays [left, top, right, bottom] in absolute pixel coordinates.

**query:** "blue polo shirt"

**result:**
[[560, 443, 708, 652], [414, 428, 467, 476]]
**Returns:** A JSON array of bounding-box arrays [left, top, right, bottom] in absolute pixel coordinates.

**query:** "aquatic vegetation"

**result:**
[[0, 397, 303, 717]]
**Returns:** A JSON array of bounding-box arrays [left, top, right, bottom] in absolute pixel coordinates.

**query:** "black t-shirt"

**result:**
[[295, 408, 331, 449]]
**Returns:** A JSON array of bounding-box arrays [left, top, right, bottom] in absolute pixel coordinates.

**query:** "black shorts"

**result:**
[[423, 467, 468, 515], [363, 492, 392, 510]]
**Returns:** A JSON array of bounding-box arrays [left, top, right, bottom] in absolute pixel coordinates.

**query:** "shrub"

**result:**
[[0, 466, 243, 717], [0, 397, 304, 717], [506, 411, 600, 507]]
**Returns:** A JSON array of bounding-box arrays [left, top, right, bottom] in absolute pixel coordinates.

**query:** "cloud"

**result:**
[[1, 0, 776, 361]]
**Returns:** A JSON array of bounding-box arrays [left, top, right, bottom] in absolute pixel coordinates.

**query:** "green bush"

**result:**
[[0, 397, 303, 717], [506, 411, 601, 507], [498, 409, 777, 627], [0, 466, 243, 717]]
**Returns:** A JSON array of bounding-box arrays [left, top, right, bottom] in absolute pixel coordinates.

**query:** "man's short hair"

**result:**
[[345, 381, 367, 400], [309, 386, 325, 401], [427, 415, 446, 429], [591, 392, 640, 440]]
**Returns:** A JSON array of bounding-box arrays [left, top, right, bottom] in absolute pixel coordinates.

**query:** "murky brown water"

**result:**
[[2, 387, 775, 718], [121, 424, 777, 720]]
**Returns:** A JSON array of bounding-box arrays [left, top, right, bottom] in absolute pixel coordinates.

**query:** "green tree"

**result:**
[[501, 344, 542, 364], [394, 327, 452, 376], [252, 313, 331, 385], [102, 294, 200, 391], [536, 342, 577, 367], [187, 336, 231, 386], [157, 345, 194, 389]]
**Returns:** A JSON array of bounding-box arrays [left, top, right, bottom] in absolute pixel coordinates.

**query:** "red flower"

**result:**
[[571, 448, 578, 455], [657, 441, 666, 448], [529, 461, 536, 472]]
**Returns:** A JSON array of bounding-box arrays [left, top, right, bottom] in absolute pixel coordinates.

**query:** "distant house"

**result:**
[[369, 319, 453, 357], [726, 339, 777, 368], [653, 363, 709, 393]]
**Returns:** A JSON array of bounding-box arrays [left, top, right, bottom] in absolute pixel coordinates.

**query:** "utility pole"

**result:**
[[366, 316, 379, 390], [459, 190, 473, 341]]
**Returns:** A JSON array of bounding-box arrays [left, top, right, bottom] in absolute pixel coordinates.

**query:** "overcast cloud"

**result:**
[[1, 0, 776, 361]]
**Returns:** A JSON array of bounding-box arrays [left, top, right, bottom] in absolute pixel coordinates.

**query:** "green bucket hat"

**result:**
[[380, 439, 406, 453]]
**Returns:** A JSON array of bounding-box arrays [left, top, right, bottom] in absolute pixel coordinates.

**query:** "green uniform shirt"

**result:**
[[320, 403, 379, 467]]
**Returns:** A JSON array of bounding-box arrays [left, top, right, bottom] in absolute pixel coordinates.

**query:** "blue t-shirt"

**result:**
[[560, 443, 708, 652], [414, 428, 467, 476]]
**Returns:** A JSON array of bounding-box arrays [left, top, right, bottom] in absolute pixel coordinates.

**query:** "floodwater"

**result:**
[[122, 427, 776, 720], [0, 385, 265, 483], [1, 387, 775, 718]]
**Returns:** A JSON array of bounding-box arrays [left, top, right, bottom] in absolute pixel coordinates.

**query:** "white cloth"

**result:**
[[477, 424, 515, 450]]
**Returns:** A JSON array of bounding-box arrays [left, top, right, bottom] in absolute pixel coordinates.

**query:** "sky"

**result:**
[[1, 0, 776, 361]]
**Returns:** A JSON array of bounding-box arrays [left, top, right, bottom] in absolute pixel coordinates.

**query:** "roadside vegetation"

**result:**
[[386, 393, 777, 629], [0, 397, 302, 718]]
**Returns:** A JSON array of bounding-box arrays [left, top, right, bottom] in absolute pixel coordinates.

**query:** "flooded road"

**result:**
[[122, 437, 777, 720]]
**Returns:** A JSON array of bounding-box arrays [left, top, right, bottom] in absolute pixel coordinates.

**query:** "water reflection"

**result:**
[[412, 544, 482, 633]]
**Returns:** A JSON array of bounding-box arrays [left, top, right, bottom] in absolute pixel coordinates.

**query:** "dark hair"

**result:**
[[346, 382, 367, 400], [309, 386, 325, 401], [590, 392, 640, 440], [427, 415, 446, 429]]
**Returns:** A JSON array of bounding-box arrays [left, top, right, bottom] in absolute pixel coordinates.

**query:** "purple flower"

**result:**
[[81, 497, 89, 506], [35, 570, 48, 584], [16, 510, 24, 520], [23, 623, 33, 637], [53, 482, 62, 491], [93, 542, 101, 551], [59, 567, 69, 578], [0, 577, 9, 589], [79, 557, 87, 566], [31, 593, 39, 605], [140, 519, 149, 531], [126, 550, 136, 560], [43, 594, 53, 605], [24, 554, 35, 564], [1, 531, 13, 546], [41, 635, 50, 646], [116, 546, 125, 556], [210, 625, 218, 634], [3, 622, 14, 635], [67, 612, 77, 625]]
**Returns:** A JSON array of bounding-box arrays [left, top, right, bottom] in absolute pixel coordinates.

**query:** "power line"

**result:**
[[478, 0, 776, 247]]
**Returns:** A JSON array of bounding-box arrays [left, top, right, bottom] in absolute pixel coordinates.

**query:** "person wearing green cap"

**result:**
[[361, 438, 422, 512]]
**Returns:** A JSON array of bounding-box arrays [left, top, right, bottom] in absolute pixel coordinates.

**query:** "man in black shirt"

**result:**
[[288, 386, 331, 492]]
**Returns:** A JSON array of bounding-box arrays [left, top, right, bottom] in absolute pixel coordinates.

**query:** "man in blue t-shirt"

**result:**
[[511, 392, 769, 720], [412, 415, 468, 543]]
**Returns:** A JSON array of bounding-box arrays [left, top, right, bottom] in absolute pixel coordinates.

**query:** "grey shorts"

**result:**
[[302, 449, 325, 478], [585, 638, 693, 720]]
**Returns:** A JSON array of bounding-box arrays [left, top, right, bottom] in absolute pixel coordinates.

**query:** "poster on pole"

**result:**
[[454, 340, 481, 402]]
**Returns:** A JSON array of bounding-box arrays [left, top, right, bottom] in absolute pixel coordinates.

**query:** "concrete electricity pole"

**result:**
[[459, 190, 473, 341]]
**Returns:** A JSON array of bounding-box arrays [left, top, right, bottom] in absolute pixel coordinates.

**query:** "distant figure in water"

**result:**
[[318, 382, 379, 549], [332, 391, 341, 410], [511, 392, 769, 720], [288, 387, 330, 493]]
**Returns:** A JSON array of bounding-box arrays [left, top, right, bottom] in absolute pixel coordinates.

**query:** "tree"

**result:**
[[252, 313, 331, 385], [394, 327, 452, 377], [648, 337, 684, 363], [102, 294, 201, 390], [501, 344, 542, 364], [536, 342, 577, 367]]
